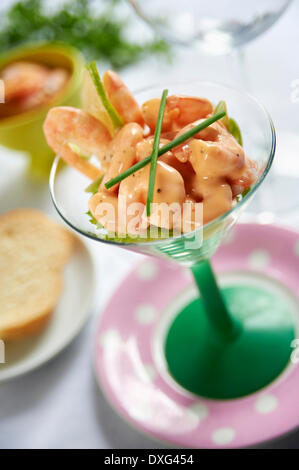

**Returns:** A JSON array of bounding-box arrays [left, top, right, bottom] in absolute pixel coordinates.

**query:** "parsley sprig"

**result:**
[[0, 0, 171, 69]]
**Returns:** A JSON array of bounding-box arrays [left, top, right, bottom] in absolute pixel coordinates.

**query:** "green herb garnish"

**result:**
[[0, 0, 171, 69], [87, 224, 174, 244], [213, 100, 229, 128], [86, 209, 173, 242], [146, 89, 168, 216], [213, 101, 243, 146], [105, 111, 226, 190], [85, 61, 123, 129], [85, 175, 104, 195], [68, 142, 90, 160], [241, 186, 251, 198], [228, 118, 243, 147], [86, 210, 103, 229], [236, 186, 251, 202]]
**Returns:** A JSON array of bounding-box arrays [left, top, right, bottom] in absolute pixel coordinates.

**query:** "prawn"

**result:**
[[172, 120, 245, 179], [228, 158, 258, 197], [0, 61, 49, 102], [187, 175, 233, 224], [43, 106, 111, 180], [135, 135, 195, 189], [15, 69, 70, 113], [43, 68, 70, 97], [135, 136, 172, 162], [102, 122, 144, 192], [103, 70, 144, 125], [119, 161, 186, 231], [90, 160, 187, 234], [141, 95, 213, 133], [88, 191, 119, 233]]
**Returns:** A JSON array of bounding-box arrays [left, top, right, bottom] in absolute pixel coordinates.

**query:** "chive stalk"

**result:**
[[146, 89, 168, 216]]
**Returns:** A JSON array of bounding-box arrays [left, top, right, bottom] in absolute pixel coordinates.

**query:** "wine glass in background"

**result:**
[[128, 0, 292, 88], [129, 0, 292, 54], [128, 0, 298, 224]]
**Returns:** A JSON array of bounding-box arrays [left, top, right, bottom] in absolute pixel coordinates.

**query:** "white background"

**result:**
[[0, 0, 298, 449]]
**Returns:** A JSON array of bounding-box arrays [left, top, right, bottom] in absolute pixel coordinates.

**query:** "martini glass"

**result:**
[[49, 81, 294, 400]]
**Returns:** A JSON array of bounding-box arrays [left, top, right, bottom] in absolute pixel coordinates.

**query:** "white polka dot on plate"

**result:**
[[212, 427, 235, 446], [144, 363, 157, 381], [99, 329, 121, 348], [136, 304, 157, 324], [294, 240, 299, 257], [188, 402, 209, 422], [248, 249, 270, 269], [136, 261, 158, 281], [130, 401, 153, 422], [255, 394, 278, 414]]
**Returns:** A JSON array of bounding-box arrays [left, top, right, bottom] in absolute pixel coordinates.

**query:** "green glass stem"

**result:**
[[191, 259, 242, 344], [165, 264, 295, 398]]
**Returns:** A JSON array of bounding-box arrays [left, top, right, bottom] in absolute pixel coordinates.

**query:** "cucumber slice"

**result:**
[[82, 62, 123, 136]]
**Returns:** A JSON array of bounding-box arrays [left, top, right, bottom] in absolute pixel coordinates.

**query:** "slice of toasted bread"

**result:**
[[0, 209, 74, 341]]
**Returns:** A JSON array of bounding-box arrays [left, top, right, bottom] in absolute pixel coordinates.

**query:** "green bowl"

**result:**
[[0, 42, 84, 180]]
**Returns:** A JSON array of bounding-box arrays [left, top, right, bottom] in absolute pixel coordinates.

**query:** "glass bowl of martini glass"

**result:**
[[49, 80, 294, 400]]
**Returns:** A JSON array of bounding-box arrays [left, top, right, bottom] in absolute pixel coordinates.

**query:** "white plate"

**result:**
[[0, 236, 95, 382]]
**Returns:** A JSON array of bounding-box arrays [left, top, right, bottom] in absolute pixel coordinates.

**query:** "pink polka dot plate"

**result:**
[[94, 223, 299, 448]]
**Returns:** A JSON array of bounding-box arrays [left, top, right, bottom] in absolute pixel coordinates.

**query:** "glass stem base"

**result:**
[[165, 283, 295, 399]]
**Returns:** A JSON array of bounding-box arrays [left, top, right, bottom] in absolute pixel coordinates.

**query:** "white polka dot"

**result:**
[[130, 403, 153, 422], [290, 339, 299, 364], [99, 329, 121, 348], [188, 402, 209, 422], [255, 394, 278, 414], [144, 363, 157, 381], [256, 211, 275, 225], [294, 240, 299, 257], [136, 261, 158, 280], [212, 427, 235, 446], [136, 304, 157, 324], [248, 249, 270, 269]]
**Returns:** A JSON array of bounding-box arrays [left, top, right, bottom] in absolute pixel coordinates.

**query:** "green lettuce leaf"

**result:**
[[213, 101, 243, 146], [84, 175, 104, 195], [228, 117, 243, 147]]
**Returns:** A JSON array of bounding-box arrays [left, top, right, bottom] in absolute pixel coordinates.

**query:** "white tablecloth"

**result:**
[[0, 0, 299, 449]]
